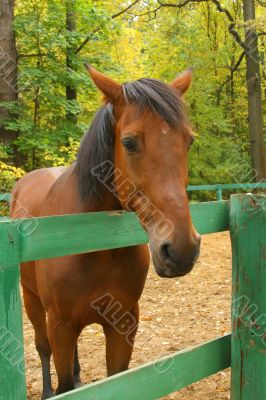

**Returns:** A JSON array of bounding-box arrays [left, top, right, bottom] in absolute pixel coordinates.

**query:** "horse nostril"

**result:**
[[159, 241, 179, 265], [159, 240, 200, 269], [160, 242, 171, 262]]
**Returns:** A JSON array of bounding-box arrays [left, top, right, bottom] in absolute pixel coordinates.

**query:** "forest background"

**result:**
[[0, 0, 265, 200]]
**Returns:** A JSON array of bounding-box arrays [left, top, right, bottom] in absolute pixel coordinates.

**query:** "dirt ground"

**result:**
[[24, 231, 232, 400]]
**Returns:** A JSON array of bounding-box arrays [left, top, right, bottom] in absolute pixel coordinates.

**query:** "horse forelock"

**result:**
[[122, 78, 185, 127], [77, 78, 185, 202]]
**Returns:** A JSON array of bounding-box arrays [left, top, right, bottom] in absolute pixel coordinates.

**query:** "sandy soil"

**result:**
[[24, 231, 232, 399]]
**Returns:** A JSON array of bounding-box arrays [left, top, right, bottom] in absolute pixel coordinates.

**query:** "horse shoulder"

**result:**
[[10, 166, 68, 218]]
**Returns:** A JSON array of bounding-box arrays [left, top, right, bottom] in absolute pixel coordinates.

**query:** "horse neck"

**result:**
[[69, 165, 122, 213], [81, 188, 122, 213]]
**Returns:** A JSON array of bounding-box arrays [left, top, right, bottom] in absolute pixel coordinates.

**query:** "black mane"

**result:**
[[76, 78, 185, 202]]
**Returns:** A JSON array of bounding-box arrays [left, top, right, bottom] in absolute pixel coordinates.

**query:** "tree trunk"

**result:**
[[66, 0, 77, 124], [0, 0, 18, 144], [242, 0, 266, 181]]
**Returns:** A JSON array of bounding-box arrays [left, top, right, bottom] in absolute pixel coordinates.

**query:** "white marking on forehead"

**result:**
[[161, 123, 170, 135]]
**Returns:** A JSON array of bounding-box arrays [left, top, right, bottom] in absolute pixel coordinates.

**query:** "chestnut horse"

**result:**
[[11, 66, 200, 398]]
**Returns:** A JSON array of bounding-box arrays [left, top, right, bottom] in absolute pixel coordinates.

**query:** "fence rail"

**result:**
[[0, 194, 265, 400], [54, 335, 231, 400], [1, 182, 265, 204], [0, 193, 10, 201], [14, 200, 229, 262], [187, 182, 266, 200]]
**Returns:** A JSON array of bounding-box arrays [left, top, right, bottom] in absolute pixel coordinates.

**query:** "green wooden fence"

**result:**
[[0, 194, 265, 399], [1, 182, 266, 204], [0, 193, 10, 201], [187, 182, 266, 200]]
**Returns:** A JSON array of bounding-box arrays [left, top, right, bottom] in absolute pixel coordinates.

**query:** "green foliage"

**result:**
[[1, 0, 265, 201], [0, 161, 25, 215], [0, 161, 25, 192], [188, 134, 250, 200]]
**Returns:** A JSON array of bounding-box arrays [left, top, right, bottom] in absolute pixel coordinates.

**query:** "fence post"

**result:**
[[216, 189, 223, 201], [0, 221, 27, 400], [230, 194, 266, 399]]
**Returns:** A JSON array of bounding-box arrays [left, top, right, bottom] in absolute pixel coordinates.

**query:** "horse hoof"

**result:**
[[41, 390, 54, 399], [74, 380, 83, 388]]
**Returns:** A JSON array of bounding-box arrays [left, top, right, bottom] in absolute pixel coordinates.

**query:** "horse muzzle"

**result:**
[[150, 235, 201, 278]]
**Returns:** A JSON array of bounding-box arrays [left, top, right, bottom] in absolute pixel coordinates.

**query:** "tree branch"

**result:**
[[232, 51, 246, 71], [76, 0, 141, 54], [256, 0, 266, 6], [129, 6, 162, 21], [158, 0, 249, 52], [158, 0, 206, 7], [217, 51, 245, 104], [210, 0, 248, 52], [111, 0, 141, 19], [18, 53, 47, 59], [75, 27, 101, 54], [158, 2, 247, 101]]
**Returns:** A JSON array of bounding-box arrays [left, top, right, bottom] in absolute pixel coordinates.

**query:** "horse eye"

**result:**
[[121, 137, 138, 153]]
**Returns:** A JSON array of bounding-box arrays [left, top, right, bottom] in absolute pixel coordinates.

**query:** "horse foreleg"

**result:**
[[103, 303, 139, 376], [22, 286, 54, 399], [73, 345, 82, 388], [47, 313, 79, 395]]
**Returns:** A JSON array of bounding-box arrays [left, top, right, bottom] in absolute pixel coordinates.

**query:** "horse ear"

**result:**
[[171, 69, 193, 95], [85, 64, 123, 104]]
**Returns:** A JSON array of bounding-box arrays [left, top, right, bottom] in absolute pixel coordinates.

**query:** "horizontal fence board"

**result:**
[[18, 211, 149, 262], [12, 200, 230, 262], [187, 182, 266, 191], [54, 334, 231, 400], [0, 200, 230, 262], [0, 193, 10, 201], [1, 183, 265, 201], [190, 200, 229, 234]]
